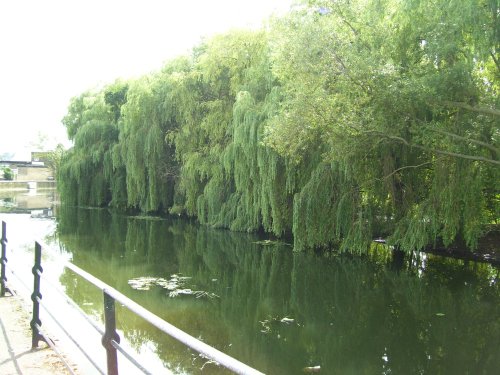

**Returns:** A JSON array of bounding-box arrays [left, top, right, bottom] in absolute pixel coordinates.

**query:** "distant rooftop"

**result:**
[[0, 151, 51, 164], [0, 160, 31, 165]]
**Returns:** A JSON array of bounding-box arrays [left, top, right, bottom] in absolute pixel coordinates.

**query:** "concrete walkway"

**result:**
[[0, 291, 78, 375]]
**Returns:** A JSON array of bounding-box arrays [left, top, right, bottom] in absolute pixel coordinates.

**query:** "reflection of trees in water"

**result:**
[[289, 254, 500, 375], [56, 206, 500, 375]]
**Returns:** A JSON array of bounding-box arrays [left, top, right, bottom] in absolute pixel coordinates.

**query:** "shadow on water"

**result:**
[[52, 206, 500, 375]]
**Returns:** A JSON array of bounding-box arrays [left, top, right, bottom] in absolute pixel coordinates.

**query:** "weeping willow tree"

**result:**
[[59, 0, 498, 254], [226, 89, 293, 235], [117, 59, 186, 213], [265, 0, 499, 251], [58, 84, 126, 207], [170, 30, 302, 235], [168, 35, 236, 221]]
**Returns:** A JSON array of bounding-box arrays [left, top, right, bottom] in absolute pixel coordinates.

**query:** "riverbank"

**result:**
[[0, 291, 78, 375], [420, 226, 500, 266]]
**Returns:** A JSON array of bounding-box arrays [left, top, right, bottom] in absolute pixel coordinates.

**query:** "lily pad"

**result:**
[[129, 274, 219, 299]]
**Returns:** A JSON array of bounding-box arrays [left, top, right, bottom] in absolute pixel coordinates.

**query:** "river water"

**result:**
[[1, 189, 499, 374]]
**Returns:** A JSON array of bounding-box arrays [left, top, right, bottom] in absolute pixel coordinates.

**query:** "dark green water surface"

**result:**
[[1, 191, 499, 374]]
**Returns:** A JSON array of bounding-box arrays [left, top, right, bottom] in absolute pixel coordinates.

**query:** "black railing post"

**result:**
[[102, 290, 120, 375], [1, 221, 7, 297], [30, 241, 44, 348]]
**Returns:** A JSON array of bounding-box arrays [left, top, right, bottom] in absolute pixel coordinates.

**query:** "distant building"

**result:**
[[0, 151, 54, 181], [31, 151, 52, 165]]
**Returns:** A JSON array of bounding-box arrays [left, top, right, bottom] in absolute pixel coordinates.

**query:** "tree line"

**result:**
[[58, 0, 499, 253]]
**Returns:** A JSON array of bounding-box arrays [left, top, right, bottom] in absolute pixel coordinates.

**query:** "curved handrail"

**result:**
[[64, 262, 264, 375]]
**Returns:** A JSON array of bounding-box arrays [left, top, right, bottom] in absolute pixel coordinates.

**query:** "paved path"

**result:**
[[0, 291, 78, 375]]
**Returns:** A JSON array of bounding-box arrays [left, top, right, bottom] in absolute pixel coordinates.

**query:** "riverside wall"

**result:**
[[0, 181, 56, 190]]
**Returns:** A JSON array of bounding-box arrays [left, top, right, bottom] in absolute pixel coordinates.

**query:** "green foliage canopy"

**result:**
[[58, 0, 499, 253]]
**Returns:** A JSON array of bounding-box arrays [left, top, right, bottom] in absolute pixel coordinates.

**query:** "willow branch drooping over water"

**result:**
[[58, 0, 499, 254]]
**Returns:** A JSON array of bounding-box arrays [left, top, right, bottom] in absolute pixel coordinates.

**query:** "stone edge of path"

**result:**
[[0, 289, 79, 375]]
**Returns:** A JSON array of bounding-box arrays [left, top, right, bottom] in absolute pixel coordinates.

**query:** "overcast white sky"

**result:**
[[0, 0, 293, 160]]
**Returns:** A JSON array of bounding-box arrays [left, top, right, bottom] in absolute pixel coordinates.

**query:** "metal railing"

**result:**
[[0, 220, 264, 375], [0, 221, 7, 296]]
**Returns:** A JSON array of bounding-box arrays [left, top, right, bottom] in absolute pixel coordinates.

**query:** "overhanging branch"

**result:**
[[427, 128, 500, 155], [360, 130, 500, 166], [441, 101, 500, 117]]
